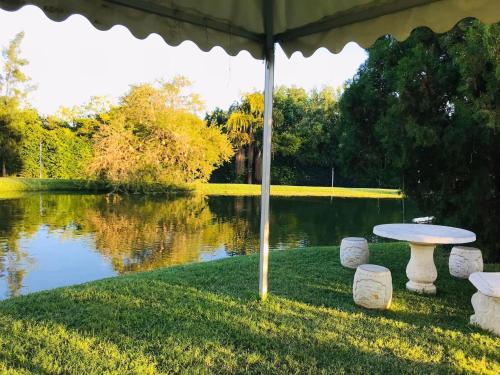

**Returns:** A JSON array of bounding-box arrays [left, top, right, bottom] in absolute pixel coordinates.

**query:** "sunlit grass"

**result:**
[[0, 178, 401, 198], [0, 243, 498, 374], [0, 177, 106, 193], [196, 183, 401, 198]]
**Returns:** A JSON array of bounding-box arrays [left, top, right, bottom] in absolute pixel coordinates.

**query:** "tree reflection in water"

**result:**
[[0, 193, 415, 298]]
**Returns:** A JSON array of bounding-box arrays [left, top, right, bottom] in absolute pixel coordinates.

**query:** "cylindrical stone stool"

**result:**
[[353, 264, 392, 310], [449, 246, 483, 279], [340, 237, 369, 269]]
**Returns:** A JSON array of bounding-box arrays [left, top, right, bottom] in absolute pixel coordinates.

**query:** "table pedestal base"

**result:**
[[406, 242, 437, 294], [406, 280, 436, 294]]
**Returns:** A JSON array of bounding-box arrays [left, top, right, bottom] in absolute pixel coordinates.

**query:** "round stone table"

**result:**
[[373, 224, 476, 294]]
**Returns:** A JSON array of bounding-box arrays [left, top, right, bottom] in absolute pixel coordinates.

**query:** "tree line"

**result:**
[[0, 20, 499, 259], [3, 20, 497, 192], [0, 33, 233, 190], [206, 86, 340, 186]]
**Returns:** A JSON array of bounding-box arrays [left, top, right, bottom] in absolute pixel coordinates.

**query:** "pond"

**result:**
[[0, 193, 418, 299]]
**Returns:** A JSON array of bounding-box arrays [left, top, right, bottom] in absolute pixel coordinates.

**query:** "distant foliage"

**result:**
[[87, 78, 233, 189], [0, 103, 93, 179], [19, 123, 93, 179], [272, 86, 340, 185], [0, 31, 232, 186], [0, 98, 24, 175], [0, 32, 34, 176], [207, 86, 340, 186]]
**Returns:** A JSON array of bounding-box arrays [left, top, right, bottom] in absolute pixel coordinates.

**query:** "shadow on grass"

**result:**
[[0, 244, 497, 373], [0, 281, 463, 373]]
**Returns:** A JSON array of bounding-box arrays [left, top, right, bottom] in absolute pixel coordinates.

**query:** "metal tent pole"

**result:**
[[258, 44, 275, 300]]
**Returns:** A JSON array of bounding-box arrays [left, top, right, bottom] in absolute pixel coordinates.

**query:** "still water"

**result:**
[[0, 193, 417, 299]]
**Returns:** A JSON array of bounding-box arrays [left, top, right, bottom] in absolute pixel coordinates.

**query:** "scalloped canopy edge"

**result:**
[[0, 0, 499, 59]]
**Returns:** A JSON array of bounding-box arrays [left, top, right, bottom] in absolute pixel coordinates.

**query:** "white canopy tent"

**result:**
[[2, 0, 498, 299]]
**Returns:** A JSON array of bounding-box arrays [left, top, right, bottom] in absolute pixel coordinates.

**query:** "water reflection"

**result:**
[[0, 193, 416, 299]]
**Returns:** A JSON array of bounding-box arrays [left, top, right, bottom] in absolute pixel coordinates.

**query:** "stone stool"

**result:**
[[449, 246, 483, 279], [469, 272, 500, 335], [340, 237, 369, 269], [353, 264, 392, 310]]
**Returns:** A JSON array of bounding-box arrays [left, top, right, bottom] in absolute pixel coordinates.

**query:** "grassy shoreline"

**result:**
[[0, 243, 498, 374], [0, 177, 108, 193], [0, 178, 401, 199], [196, 183, 400, 198]]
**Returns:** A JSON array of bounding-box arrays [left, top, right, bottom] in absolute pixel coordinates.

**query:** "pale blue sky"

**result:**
[[0, 5, 367, 115]]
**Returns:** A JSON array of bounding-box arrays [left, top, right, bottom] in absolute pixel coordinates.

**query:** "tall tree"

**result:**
[[87, 77, 233, 189], [0, 32, 34, 176], [225, 92, 264, 184], [0, 32, 33, 101], [338, 19, 500, 260]]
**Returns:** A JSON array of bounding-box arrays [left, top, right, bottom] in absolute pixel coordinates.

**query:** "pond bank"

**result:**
[[0, 243, 498, 374], [0, 177, 108, 193], [196, 183, 401, 198], [0, 177, 401, 198]]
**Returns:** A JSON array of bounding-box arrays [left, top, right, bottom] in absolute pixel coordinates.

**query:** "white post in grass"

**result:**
[[258, 44, 275, 300], [39, 139, 43, 178]]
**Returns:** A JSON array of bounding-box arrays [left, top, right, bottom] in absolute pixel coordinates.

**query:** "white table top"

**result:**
[[373, 223, 476, 245]]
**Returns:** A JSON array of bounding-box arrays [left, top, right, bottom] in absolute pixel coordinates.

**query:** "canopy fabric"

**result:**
[[1, 0, 499, 59]]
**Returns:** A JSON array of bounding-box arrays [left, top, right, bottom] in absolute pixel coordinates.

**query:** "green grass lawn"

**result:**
[[195, 183, 401, 198], [0, 177, 107, 193], [0, 178, 401, 199], [0, 243, 498, 374]]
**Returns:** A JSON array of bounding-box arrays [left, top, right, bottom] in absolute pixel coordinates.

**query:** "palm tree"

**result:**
[[226, 92, 264, 184]]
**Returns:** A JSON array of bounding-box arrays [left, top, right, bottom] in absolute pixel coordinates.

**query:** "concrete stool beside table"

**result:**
[[449, 246, 483, 279], [353, 264, 392, 310], [340, 237, 369, 269], [340, 237, 392, 310], [468, 272, 500, 335]]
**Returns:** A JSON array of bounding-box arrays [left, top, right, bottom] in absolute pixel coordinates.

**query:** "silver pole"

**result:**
[[258, 45, 275, 300]]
